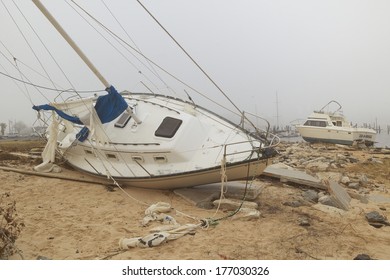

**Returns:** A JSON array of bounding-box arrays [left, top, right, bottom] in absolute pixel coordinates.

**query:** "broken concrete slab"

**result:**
[[312, 203, 347, 216], [262, 165, 326, 190], [174, 181, 264, 209], [327, 180, 351, 211], [213, 198, 258, 211], [230, 208, 260, 221], [368, 194, 390, 204]]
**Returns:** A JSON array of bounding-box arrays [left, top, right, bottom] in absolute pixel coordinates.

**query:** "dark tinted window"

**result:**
[[155, 117, 182, 138]]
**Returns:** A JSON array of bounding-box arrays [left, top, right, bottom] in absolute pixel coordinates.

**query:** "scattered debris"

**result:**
[[263, 165, 325, 190], [298, 217, 311, 227], [353, 254, 374, 260], [0, 192, 25, 260], [302, 189, 319, 203], [174, 182, 264, 209], [230, 208, 260, 221], [119, 203, 199, 249], [327, 180, 351, 211], [365, 211, 390, 228], [212, 198, 258, 211]]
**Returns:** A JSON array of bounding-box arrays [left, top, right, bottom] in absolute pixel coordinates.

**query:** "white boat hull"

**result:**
[[67, 157, 272, 189], [296, 126, 376, 145]]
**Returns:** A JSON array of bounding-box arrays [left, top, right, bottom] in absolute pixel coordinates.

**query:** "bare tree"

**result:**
[[0, 123, 7, 136], [13, 121, 27, 135]]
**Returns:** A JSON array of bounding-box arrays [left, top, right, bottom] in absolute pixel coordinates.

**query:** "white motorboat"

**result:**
[[27, 1, 279, 189], [295, 100, 376, 146]]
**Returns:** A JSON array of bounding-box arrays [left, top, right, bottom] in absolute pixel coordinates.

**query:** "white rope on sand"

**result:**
[[119, 202, 201, 249]]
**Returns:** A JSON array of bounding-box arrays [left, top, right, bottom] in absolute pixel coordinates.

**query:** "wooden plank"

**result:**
[[0, 166, 111, 186]]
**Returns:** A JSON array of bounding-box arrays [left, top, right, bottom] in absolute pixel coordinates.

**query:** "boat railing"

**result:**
[[318, 100, 344, 116], [222, 133, 279, 159], [239, 111, 280, 147]]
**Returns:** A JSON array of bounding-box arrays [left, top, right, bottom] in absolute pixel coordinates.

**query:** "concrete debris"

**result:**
[[327, 180, 351, 211], [302, 189, 319, 203], [230, 208, 260, 221], [312, 203, 347, 216], [212, 198, 258, 211], [365, 211, 390, 228], [263, 165, 325, 190], [318, 195, 340, 209], [347, 182, 360, 190], [174, 181, 264, 209], [340, 176, 350, 185], [283, 200, 307, 208]]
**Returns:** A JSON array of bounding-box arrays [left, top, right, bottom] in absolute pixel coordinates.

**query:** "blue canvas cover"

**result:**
[[33, 85, 128, 142], [95, 85, 128, 123], [32, 104, 84, 125]]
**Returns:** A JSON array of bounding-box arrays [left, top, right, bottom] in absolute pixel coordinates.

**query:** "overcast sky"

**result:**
[[1, 0, 390, 130]]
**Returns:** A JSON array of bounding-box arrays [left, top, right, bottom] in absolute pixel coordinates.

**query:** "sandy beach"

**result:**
[[1, 138, 390, 260]]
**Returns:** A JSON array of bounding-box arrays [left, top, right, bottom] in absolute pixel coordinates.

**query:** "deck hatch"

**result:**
[[154, 117, 182, 138], [114, 111, 132, 128]]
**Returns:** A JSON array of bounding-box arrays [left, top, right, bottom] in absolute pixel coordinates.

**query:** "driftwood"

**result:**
[[0, 166, 111, 186]]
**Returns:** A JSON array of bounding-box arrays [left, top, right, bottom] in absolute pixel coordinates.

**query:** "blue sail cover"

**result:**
[[32, 104, 84, 125], [95, 85, 128, 123], [33, 85, 128, 142]]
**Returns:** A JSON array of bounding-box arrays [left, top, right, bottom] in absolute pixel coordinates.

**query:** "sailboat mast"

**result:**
[[32, 0, 110, 88]]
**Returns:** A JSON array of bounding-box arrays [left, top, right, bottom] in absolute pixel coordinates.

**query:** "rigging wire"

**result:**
[[10, 0, 90, 106], [99, 0, 172, 94], [14, 57, 33, 104], [135, 0, 268, 138], [67, 0, 165, 96], [0, 69, 104, 94], [1, 0, 57, 95], [68, 0, 244, 121], [0, 44, 49, 104], [135, 0, 243, 116], [0, 60, 33, 105]]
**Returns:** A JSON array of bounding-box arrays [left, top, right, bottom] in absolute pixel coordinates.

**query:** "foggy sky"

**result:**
[[1, 0, 390, 130]]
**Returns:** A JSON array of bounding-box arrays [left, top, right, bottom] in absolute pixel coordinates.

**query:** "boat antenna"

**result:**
[[32, 0, 110, 88]]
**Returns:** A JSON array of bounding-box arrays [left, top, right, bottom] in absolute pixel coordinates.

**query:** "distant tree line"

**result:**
[[0, 121, 29, 136], [0, 123, 6, 136]]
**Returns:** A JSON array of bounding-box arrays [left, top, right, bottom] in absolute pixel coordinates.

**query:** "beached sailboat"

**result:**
[[295, 100, 376, 146], [28, 0, 279, 189]]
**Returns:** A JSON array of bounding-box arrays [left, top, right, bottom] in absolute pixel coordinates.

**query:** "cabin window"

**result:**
[[114, 111, 132, 128], [304, 120, 327, 127], [132, 155, 144, 162], [154, 117, 182, 138], [106, 153, 118, 160], [153, 155, 167, 163]]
